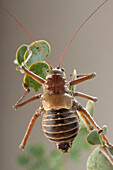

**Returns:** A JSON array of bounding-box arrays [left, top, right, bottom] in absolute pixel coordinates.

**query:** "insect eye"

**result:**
[[61, 68, 65, 72], [37, 47, 39, 49]]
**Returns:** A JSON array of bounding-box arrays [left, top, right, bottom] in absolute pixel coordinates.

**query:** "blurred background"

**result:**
[[0, 0, 113, 169]]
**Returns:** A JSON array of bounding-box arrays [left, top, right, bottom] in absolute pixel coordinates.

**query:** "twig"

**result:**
[[99, 145, 113, 166], [78, 111, 113, 165]]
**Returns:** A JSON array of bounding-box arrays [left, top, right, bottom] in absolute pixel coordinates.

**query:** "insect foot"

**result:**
[[13, 104, 18, 110]]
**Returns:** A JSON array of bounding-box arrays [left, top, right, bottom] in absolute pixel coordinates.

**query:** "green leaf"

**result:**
[[87, 126, 108, 146], [108, 147, 113, 155], [13, 59, 18, 65], [48, 151, 64, 170], [87, 130, 101, 145], [16, 44, 28, 66], [16, 65, 24, 73], [70, 69, 77, 91], [78, 100, 94, 128], [16, 154, 29, 166], [87, 147, 113, 170], [86, 100, 94, 117], [24, 40, 51, 68], [99, 125, 107, 146], [16, 142, 64, 170], [75, 128, 90, 150], [26, 143, 46, 158], [102, 125, 107, 135], [24, 62, 50, 92], [14, 41, 51, 92], [69, 150, 81, 162], [69, 128, 90, 162], [27, 158, 49, 170]]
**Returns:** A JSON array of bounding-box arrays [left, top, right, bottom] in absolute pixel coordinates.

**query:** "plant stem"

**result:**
[[79, 112, 113, 165], [99, 145, 113, 165]]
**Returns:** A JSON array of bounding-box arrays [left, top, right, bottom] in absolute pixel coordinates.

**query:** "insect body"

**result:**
[[0, 0, 113, 153], [17, 64, 112, 153], [42, 109, 79, 153], [42, 68, 80, 152]]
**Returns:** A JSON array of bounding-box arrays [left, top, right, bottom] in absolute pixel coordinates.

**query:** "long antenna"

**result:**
[[57, 0, 109, 68], [0, 2, 53, 69]]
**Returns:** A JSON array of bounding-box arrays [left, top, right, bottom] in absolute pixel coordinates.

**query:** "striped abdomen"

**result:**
[[42, 109, 80, 153]]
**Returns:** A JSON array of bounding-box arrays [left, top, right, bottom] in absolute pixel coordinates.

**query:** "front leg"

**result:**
[[21, 46, 45, 84], [69, 72, 96, 87], [73, 101, 113, 148]]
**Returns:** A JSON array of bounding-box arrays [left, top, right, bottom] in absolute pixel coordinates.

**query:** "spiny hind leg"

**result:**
[[72, 101, 113, 148]]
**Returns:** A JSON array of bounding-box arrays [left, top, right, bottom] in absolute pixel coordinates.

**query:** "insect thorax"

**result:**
[[41, 68, 73, 111]]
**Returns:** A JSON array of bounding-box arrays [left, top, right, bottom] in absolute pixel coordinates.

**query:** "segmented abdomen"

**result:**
[[42, 109, 80, 153]]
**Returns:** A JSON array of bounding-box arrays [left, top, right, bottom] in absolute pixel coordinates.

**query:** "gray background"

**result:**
[[0, 0, 113, 169]]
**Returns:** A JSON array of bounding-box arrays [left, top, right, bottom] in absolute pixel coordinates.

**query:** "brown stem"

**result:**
[[78, 109, 113, 165], [87, 126, 113, 165], [88, 125, 113, 165], [99, 145, 113, 165]]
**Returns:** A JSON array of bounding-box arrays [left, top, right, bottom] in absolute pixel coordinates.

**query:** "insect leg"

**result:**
[[77, 73, 95, 78], [13, 82, 30, 109], [69, 72, 96, 87], [77, 110, 94, 131], [21, 46, 45, 84], [13, 93, 42, 110], [19, 108, 42, 150], [73, 91, 98, 102], [73, 101, 113, 148]]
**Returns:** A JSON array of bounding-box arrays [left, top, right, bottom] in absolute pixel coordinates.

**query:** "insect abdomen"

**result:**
[[42, 109, 80, 153]]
